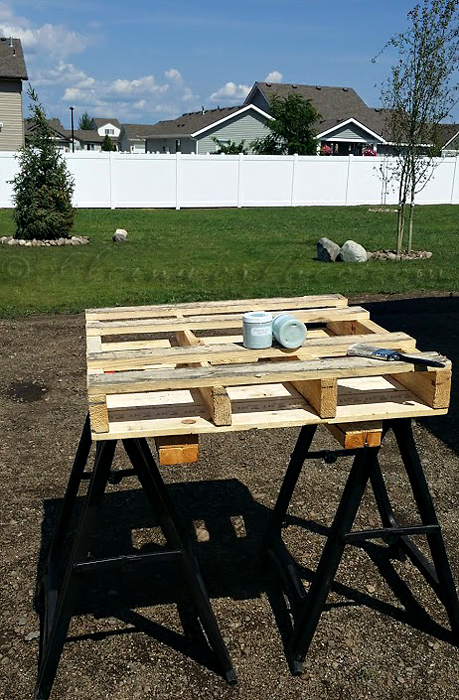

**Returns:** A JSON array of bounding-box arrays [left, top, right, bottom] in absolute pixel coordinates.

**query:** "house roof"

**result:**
[[146, 106, 243, 137], [70, 129, 105, 143], [24, 118, 71, 142], [245, 81, 398, 142], [122, 123, 160, 140], [93, 118, 122, 130], [439, 123, 459, 148], [0, 37, 28, 79]]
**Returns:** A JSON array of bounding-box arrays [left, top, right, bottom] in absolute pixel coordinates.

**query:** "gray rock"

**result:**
[[317, 237, 341, 262], [24, 631, 40, 642], [340, 240, 367, 263], [7, 238, 17, 245], [112, 228, 128, 243]]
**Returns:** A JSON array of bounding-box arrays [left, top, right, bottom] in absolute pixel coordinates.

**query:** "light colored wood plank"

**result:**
[[87, 332, 416, 370], [85, 294, 349, 320], [87, 352, 448, 396], [291, 378, 337, 418], [175, 324, 232, 426], [392, 367, 451, 409], [154, 435, 199, 465], [86, 306, 370, 336], [327, 421, 383, 449], [327, 318, 390, 336], [88, 394, 109, 434]]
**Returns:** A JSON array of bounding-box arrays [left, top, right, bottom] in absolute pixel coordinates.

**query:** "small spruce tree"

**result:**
[[11, 87, 74, 240], [101, 134, 116, 152]]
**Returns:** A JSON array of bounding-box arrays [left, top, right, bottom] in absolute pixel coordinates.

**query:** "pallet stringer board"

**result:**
[[390, 366, 452, 409], [175, 322, 232, 427], [291, 378, 337, 418]]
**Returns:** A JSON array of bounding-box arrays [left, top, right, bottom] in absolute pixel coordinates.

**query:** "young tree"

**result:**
[[101, 134, 116, 151], [376, 0, 459, 254], [251, 93, 320, 155], [211, 137, 247, 154], [11, 87, 74, 240], [79, 111, 95, 130]]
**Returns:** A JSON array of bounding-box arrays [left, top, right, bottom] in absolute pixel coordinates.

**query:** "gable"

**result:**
[[318, 120, 385, 143], [196, 110, 270, 154]]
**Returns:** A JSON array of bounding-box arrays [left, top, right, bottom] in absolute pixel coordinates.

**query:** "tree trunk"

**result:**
[[397, 202, 405, 255]]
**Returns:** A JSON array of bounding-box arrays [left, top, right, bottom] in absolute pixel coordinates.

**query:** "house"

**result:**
[[145, 104, 272, 154], [119, 123, 159, 153], [24, 118, 73, 151], [0, 37, 28, 151], [439, 124, 459, 156], [92, 118, 121, 149], [244, 81, 394, 155]]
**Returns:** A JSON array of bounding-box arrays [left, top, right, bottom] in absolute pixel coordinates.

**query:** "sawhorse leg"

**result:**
[[34, 420, 235, 700], [263, 419, 459, 674]]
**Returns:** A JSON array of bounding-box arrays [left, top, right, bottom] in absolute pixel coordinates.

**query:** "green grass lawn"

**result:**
[[0, 205, 457, 317]]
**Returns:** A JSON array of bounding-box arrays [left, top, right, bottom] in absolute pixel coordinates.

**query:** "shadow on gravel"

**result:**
[[362, 295, 459, 454], [37, 471, 457, 673]]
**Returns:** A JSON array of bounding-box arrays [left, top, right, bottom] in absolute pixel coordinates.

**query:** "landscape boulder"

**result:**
[[340, 240, 367, 263], [112, 228, 128, 243], [317, 237, 341, 262]]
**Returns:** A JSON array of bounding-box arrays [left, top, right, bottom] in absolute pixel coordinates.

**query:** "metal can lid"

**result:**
[[243, 311, 273, 324]]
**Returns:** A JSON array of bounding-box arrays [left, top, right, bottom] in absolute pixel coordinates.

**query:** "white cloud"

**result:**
[[265, 71, 283, 83], [0, 3, 90, 60], [165, 68, 182, 81], [208, 81, 251, 103]]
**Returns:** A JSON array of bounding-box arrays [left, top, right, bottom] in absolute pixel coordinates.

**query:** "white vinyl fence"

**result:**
[[1, 151, 458, 209]]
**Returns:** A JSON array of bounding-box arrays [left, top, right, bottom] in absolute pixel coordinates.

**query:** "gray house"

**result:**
[[0, 37, 28, 151], [244, 81, 394, 155], [119, 123, 159, 153], [145, 104, 272, 154]]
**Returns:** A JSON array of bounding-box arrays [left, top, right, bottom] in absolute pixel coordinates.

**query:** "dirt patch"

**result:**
[[1, 299, 459, 700]]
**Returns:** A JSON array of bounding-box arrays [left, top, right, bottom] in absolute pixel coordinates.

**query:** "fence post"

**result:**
[[237, 153, 243, 208], [109, 151, 115, 209], [450, 155, 458, 204], [175, 151, 181, 210], [290, 153, 298, 206], [345, 155, 353, 205]]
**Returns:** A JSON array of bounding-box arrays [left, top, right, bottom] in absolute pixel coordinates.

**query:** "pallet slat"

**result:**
[[85, 296, 451, 441]]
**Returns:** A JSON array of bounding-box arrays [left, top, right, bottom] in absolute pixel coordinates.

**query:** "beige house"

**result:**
[[0, 37, 28, 151]]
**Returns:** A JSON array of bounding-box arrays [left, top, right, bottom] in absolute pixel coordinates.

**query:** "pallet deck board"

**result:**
[[85, 296, 451, 440]]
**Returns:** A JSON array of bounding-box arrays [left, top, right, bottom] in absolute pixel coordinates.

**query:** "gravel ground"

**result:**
[[1, 294, 459, 700]]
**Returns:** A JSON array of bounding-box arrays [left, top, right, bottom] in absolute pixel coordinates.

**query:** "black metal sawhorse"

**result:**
[[263, 417, 459, 674], [34, 414, 236, 700]]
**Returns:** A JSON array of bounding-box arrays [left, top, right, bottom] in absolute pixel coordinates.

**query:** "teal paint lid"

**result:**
[[272, 314, 307, 349]]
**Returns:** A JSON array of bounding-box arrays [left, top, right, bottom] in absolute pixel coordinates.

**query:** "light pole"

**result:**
[[69, 106, 75, 153]]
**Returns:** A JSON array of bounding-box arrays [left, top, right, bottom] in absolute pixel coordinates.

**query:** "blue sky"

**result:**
[[0, 0, 454, 128]]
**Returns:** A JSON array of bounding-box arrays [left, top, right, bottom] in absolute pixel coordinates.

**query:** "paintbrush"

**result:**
[[347, 343, 445, 368]]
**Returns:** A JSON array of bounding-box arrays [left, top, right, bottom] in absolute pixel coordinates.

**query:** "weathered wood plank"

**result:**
[[87, 332, 416, 370], [88, 352, 449, 396], [88, 394, 109, 434], [86, 306, 370, 336], [85, 294, 349, 320], [392, 367, 451, 409]]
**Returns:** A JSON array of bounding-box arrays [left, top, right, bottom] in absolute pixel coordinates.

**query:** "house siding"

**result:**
[[196, 111, 270, 153], [321, 123, 379, 143], [0, 79, 24, 151], [145, 137, 195, 154]]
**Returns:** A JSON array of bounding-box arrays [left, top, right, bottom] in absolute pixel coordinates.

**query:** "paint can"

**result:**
[[242, 311, 273, 349], [272, 314, 307, 349]]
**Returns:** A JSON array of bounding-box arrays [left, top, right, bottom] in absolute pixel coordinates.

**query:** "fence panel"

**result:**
[[1, 151, 458, 209]]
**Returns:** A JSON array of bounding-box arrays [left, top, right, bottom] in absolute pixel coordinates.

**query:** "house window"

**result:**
[[175, 139, 181, 153], [105, 128, 114, 135], [86, 143, 95, 151]]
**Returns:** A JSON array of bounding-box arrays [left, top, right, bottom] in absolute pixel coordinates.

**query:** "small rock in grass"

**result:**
[[340, 240, 367, 262], [317, 237, 341, 262], [112, 228, 128, 243]]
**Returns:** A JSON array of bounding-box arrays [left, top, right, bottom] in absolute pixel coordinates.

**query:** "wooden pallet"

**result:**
[[85, 295, 451, 448]]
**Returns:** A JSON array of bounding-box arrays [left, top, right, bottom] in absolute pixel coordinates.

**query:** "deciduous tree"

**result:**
[[251, 94, 320, 155], [376, 0, 459, 253]]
